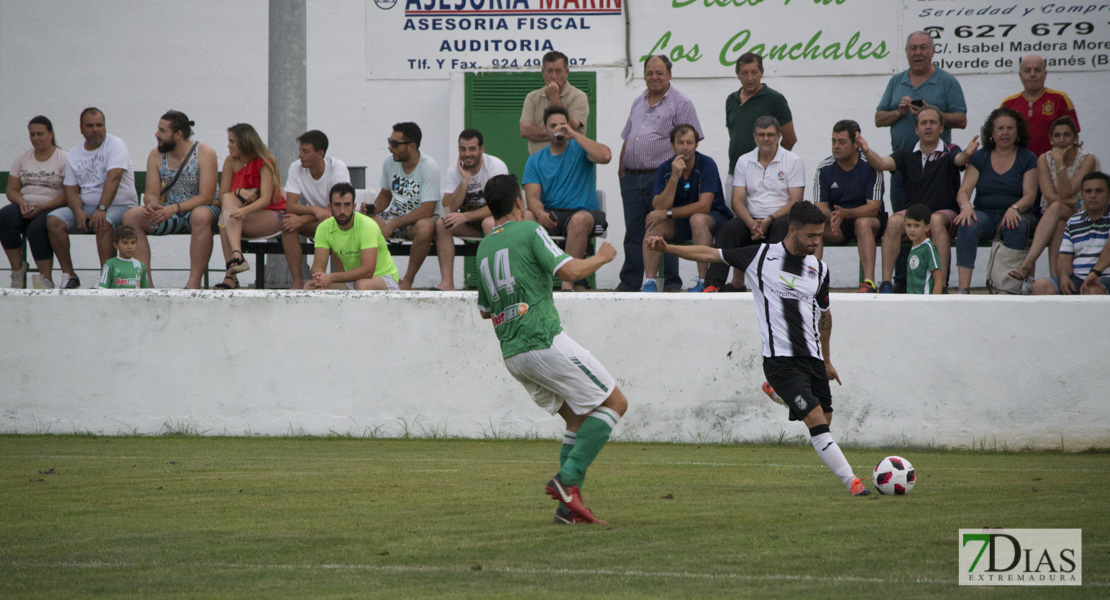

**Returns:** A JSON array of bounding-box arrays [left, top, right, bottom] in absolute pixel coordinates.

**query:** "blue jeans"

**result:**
[[956, 209, 1035, 269], [618, 172, 680, 290]]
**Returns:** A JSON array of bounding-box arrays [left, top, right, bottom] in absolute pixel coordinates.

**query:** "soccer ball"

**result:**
[[872, 456, 916, 495]]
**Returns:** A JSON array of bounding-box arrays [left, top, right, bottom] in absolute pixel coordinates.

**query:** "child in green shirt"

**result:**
[[99, 225, 150, 289], [904, 204, 943, 294]]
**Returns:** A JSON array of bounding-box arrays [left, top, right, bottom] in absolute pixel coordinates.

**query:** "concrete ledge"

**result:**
[[1, 289, 1107, 450]]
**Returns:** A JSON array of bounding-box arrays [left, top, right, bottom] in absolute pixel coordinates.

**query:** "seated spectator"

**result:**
[[858, 107, 969, 293], [434, 128, 508, 291], [1031, 172, 1110, 295], [306, 183, 399, 291], [641, 124, 732, 293], [903, 204, 943, 294], [214, 123, 286, 290], [47, 107, 139, 289], [123, 110, 219, 289], [813, 120, 886, 293], [368, 122, 440, 290], [1008, 117, 1099, 283], [280, 129, 350, 290], [523, 105, 612, 291], [2, 116, 67, 288], [954, 107, 1038, 294], [704, 115, 803, 293], [98, 225, 149, 289]]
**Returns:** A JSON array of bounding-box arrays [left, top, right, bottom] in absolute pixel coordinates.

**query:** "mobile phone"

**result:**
[[910, 99, 924, 108]]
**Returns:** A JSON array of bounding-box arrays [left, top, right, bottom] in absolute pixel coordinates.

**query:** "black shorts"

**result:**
[[763, 356, 833, 422], [547, 209, 608, 238], [835, 213, 887, 242]]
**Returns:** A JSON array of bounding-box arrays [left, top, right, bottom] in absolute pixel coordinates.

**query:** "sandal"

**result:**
[[213, 276, 239, 290], [226, 250, 250, 275], [1007, 265, 1030, 281]]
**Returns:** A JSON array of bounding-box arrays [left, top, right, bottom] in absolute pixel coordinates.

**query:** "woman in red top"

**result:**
[[215, 123, 286, 289]]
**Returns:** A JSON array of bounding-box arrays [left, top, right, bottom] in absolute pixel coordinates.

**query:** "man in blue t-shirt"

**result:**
[[813, 120, 886, 293], [523, 105, 612, 291]]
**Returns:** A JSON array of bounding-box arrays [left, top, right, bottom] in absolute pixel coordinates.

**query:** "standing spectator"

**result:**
[[954, 107, 1039, 293], [726, 52, 796, 179], [2, 116, 67, 288], [98, 225, 149, 289], [641, 124, 731, 293], [1031, 172, 1110, 295], [123, 110, 219, 289], [369, 122, 441, 291], [902, 204, 944, 295], [306, 183, 399, 291], [1008, 117, 1099, 282], [214, 123, 286, 290], [1000, 55, 1079, 157], [280, 130, 350, 290], [616, 55, 702, 292], [523, 106, 611, 292], [875, 31, 967, 290], [46, 107, 139, 289], [705, 116, 804, 293], [812, 120, 885, 293], [434, 128, 508, 291], [520, 51, 589, 155]]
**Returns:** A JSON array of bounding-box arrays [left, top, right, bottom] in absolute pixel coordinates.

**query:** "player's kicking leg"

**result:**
[[547, 386, 628, 524]]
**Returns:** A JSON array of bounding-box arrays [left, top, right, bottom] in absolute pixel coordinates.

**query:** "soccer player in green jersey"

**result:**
[[98, 225, 150, 289], [477, 174, 626, 525]]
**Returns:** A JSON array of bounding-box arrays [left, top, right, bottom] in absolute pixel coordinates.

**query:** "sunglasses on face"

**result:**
[[387, 139, 412, 149]]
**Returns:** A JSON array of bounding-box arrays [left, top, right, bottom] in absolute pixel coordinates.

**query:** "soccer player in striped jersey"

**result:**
[[648, 202, 871, 496], [476, 174, 628, 524]]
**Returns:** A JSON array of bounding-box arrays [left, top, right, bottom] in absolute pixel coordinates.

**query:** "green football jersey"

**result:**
[[907, 238, 941, 294], [98, 257, 150, 289], [476, 220, 572, 358]]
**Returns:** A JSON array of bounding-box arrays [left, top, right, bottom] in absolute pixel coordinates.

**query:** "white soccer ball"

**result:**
[[872, 455, 916, 495]]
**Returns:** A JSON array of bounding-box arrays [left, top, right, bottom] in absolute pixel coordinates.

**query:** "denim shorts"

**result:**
[[1044, 274, 1110, 294], [50, 205, 129, 232]]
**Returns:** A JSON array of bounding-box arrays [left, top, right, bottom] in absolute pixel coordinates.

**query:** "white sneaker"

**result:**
[[10, 261, 28, 288], [1021, 277, 1033, 295], [59, 273, 81, 289], [41, 278, 55, 289]]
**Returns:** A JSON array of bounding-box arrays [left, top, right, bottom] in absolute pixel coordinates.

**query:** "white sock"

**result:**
[[811, 432, 856, 487], [562, 430, 577, 446]]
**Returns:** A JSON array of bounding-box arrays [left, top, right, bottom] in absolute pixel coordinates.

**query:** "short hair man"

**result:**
[[812, 119, 886, 293], [1000, 54, 1079, 156], [122, 110, 219, 289], [307, 182, 399, 291], [433, 128, 509, 291], [522, 105, 612, 291], [859, 107, 972, 293], [46, 107, 140, 289], [726, 52, 797, 178], [616, 55, 703, 292], [648, 201, 872, 498], [704, 115, 804, 293], [279, 130, 351, 290], [476, 173, 625, 524], [1032, 172, 1110, 295], [641, 124, 732, 293], [520, 51, 589, 155], [370, 122, 441, 290]]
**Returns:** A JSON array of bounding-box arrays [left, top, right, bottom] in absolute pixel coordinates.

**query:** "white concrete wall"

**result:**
[[1, 289, 1107, 450], [2, 0, 1108, 290]]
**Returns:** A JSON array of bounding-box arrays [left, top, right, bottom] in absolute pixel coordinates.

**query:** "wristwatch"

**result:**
[[666, 209, 673, 218], [96, 204, 108, 212]]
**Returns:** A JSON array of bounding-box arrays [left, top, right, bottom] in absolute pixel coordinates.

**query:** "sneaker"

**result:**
[[702, 285, 720, 293], [60, 273, 81, 289], [686, 279, 706, 293], [41, 279, 55, 289], [545, 474, 607, 524], [857, 279, 876, 293], [641, 279, 658, 293], [762, 382, 787, 407], [10, 261, 28, 288], [878, 281, 894, 294], [850, 477, 871, 497], [553, 506, 592, 525], [1021, 278, 1033, 295]]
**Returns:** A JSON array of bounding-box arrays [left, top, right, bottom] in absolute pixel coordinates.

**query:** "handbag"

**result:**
[[985, 215, 1031, 295], [160, 141, 199, 203]]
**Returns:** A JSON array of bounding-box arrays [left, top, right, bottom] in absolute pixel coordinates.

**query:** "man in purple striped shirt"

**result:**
[[617, 55, 703, 292]]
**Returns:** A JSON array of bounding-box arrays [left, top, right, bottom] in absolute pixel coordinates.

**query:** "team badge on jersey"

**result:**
[[1042, 101, 1056, 116]]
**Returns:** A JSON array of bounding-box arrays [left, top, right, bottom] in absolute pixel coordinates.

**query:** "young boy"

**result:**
[[99, 225, 151, 289], [904, 204, 943, 294]]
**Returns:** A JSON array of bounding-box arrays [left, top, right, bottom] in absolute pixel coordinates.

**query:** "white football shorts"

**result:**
[[503, 332, 616, 416]]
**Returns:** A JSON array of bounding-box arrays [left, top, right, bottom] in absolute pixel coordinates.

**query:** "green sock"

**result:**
[[557, 431, 576, 512], [559, 407, 621, 487]]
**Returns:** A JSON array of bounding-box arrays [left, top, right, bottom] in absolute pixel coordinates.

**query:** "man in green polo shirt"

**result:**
[[306, 182, 399, 290], [726, 52, 797, 176]]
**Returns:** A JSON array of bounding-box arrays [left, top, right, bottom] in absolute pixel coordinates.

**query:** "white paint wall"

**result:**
[[1, 290, 1107, 450], [2, 0, 1107, 290]]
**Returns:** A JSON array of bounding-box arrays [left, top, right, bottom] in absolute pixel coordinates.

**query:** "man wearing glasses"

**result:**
[[369, 122, 441, 290]]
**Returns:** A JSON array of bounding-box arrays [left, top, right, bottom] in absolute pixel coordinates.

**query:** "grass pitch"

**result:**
[[1, 435, 1107, 599]]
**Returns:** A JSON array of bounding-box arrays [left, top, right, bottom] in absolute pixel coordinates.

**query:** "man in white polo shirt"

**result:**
[[704, 115, 805, 292], [279, 130, 351, 290]]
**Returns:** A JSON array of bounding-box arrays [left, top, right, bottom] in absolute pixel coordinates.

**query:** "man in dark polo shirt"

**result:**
[[858, 106, 972, 293], [725, 52, 796, 179]]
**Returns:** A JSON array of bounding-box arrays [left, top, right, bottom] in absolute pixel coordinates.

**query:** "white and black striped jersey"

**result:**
[[719, 242, 830, 359]]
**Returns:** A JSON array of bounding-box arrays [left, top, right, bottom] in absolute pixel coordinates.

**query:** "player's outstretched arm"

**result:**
[[555, 241, 617, 282], [645, 236, 723, 264]]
